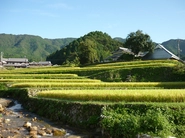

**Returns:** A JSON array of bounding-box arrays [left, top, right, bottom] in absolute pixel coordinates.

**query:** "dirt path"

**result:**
[[0, 98, 94, 138]]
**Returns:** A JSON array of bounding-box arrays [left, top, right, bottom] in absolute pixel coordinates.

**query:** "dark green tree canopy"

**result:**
[[124, 30, 155, 55], [47, 31, 124, 65]]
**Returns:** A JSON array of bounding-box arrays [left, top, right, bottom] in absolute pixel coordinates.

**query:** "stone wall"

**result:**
[[23, 97, 103, 130], [0, 88, 104, 132]]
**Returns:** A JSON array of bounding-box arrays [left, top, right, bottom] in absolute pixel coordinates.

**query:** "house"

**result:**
[[104, 44, 182, 63], [29, 61, 52, 66], [0, 52, 52, 67], [142, 44, 180, 61], [0, 52, 29, 67], [2, 58, 29, 68], [3, 58, 29, 64], [38, 61, 52, 66], [104, 47, 134, 62]]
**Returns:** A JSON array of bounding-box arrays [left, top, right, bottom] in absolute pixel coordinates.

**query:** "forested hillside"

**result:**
[[162, 39, 185, 60], [0, 33, 184, 63], [46, 31, 124, 65], [113, 37, 126, 43], [0, 34, 76, 61]]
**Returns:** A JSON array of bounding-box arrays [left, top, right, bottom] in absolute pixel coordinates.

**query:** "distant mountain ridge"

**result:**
[[0, 33, 184, 62], [0, 34, 76, 61], [113, 37, 126, 43], [162, 39, 185, 60]]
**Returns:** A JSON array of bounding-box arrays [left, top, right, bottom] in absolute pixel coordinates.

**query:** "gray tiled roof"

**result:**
[[4, 58, 28, 62]]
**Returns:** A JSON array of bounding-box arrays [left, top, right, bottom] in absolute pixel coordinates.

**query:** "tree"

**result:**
[[78, 39, 98, 64], [124, 30, 155, 55]]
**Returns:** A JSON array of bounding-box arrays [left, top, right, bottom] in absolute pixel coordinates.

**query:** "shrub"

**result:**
[[140, 109, 173, 137], [175, 125, 185, 138], [101, 107, 139, 138], [100, 106, 175, 138], [0, 83, 8, 90]]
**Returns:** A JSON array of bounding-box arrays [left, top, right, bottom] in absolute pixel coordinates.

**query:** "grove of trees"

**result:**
[[124, 30, 155, 55], [47, 31, 124, 65]]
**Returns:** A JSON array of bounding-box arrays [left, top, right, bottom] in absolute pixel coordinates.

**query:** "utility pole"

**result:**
[[177, 39, 181, 58], [0, 52, 3, 62]]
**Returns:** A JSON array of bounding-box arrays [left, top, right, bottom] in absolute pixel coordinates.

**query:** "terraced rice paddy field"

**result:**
[[0, 59, 185, 103], [1, 59, 185, 137]]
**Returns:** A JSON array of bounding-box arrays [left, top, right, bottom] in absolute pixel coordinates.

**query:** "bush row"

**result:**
[[101, 104, 185, 138]]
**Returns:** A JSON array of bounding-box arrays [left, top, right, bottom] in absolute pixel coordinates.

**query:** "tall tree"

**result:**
[[124, 30, 155, 55], [78, 39, 98, 64]]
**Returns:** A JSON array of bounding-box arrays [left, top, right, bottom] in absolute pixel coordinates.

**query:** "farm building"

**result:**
[[104, 44, 181, 62], [29, 61, 52, 66], [104, 47, 134, 62], [142, 44, 180, 60], [0, 52, 28, 67], [38, 61, 52, 66], [2, 58, 29, 68], [0, 52, 52, 67], [3, 58, 29, 64]]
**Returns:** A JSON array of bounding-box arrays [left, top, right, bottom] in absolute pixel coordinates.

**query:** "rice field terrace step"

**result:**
[[9, 82, 185, 89], [0, 79, 101, 83], [0, 74, 82, 79]]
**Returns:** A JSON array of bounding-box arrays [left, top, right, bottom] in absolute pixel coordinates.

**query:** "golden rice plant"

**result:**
[[0, 73, 79, 79], [0, 78, 101, 83], [36, 89, 185, 102], [0, 60, 180, 75], [92, 59, 178, 67], [10, 82, 185, 89]]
